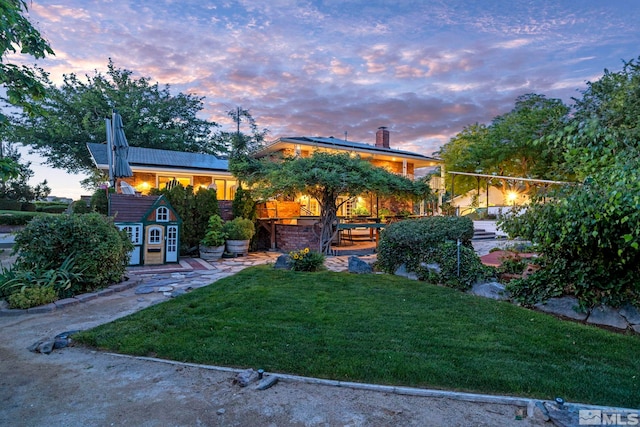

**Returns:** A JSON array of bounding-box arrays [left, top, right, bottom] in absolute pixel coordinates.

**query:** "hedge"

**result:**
[[377, 216, 486, 289]]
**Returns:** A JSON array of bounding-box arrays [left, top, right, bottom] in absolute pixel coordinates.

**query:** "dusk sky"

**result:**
[[13, 0, 640, 199]]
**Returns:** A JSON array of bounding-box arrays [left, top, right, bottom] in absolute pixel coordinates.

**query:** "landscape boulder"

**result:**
[[348, 256, 372, 274], [469, 281, 510, 301], [274, 254, 292, 270], [586, 305, 628, 330], [394, 264, 418, 281], [534, 297, 588, 321]]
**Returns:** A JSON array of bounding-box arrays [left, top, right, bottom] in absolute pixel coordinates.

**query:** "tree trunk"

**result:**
[[318, 196, 338, 255]]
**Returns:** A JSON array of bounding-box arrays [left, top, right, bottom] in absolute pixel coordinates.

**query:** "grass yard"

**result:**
[[77, 266, 640, 408]]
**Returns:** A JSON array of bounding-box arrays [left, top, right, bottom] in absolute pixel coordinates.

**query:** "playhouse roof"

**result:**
[[109, 194, 165, 222]]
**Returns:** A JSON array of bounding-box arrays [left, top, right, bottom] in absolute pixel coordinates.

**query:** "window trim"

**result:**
[[156, 206, 169, 222], [148, 226, 162, 244]]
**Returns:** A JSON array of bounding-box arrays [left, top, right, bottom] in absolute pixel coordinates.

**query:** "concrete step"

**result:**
[[473, 230, 496, 241]]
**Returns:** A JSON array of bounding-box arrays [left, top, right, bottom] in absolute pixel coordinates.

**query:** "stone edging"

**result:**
[[0, 275, 143, 317]]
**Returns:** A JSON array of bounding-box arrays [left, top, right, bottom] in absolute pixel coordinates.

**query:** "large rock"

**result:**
[[469, 281, 510, 301], [273, 254, 292, 270], [348, 256, 372, 274], [534, 296, 588, 321], [586, 305, 628, 330], [619, 304, 640, 325], [394, 264, 418, 281], [419, 262, 441, 274]]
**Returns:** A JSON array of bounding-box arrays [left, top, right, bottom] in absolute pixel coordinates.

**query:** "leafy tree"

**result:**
[[0, 0, 54, 121], [226, 107, 268, 181], [0, 0, 54, 181], [0, 157, 20, 181], [242, 151, 431, 254], [571, 57, 640, 146], [6, 59, 224, 174], [0, 143, 50, 201], [438, 94, 570, 198], [436, 123, 489, 197]]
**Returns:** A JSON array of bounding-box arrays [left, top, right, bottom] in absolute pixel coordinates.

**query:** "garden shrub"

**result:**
[[71, 200, 91, 214], [90, 187, 113, 215], [0, 256, 85, 300], [36, 204, 68, 214], [0, 199, 22, 211], [11, 213, 133, 295], [0, 211, 41, 225], [377, 216, 474, 274], [222, 217, 255, 240], [499, 164, 640, 308], [6, 286, 58, 309], [377, 217, 483, 290], [151, 185, 218, 255], [35, 201, 70, 213], [232, 185, 256, 220], [288, 247, 325, 272], [21, 202, 36, 212]]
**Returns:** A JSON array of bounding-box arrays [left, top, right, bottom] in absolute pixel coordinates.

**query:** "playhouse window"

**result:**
[[156, 207, 169, 222], [148, 227, 162, 244], [119, 224, 142, 245]]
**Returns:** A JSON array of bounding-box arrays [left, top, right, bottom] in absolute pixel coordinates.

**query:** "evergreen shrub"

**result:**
[[377, 216, 485, 290], [11, 213, 132, 294]]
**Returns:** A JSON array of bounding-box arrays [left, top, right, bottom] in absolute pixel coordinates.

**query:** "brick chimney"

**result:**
[[375, 126, 390, 149]]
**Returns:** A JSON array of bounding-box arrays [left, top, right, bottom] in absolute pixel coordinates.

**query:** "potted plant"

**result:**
[[199, 215, 227, 261], [222, 217, 255, 256]]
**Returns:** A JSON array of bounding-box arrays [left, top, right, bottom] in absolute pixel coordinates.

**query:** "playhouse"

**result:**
[[109, 194, 182, 265]]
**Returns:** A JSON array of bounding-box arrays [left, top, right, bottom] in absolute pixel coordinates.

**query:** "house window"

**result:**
[[158, 176, 191, 189], [148, 227, 162, 244], [156, 207, 169, 222], [119, 224, 142, 245], [215, 179, 226, 200]]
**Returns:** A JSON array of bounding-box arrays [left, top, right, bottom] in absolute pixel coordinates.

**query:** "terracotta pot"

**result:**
[[199, 244, 225, 261], [226, 239, 250, 256]]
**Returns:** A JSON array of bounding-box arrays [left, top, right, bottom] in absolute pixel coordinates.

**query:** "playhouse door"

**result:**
[[166, 225, 178, 263], [145, 225, 165, 265]]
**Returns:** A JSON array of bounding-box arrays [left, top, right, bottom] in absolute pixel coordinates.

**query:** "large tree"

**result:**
[[0, 0, 55, 180], [225, 107, 268, 181], [436, 123, 489, 197], [241, 151, 431, 254], [438, 94, 570, 197], [6, 59, 224, 174]]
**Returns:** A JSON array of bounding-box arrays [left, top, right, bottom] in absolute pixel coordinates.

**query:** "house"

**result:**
[[253, 127, 442, 217], [87, 143, 238, 201], [109, 194, 181, 265]]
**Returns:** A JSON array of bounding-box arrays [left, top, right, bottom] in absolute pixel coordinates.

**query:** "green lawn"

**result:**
[[77, 266, 640, 407]]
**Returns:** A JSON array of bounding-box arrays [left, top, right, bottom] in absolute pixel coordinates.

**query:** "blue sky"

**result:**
[[13, 0, 640, 199]]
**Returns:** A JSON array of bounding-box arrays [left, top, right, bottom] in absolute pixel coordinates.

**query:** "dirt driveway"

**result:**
[[0, 247, 548, 426]]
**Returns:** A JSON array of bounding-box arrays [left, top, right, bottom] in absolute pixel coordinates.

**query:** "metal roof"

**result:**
[[87, 142, 228, 172], [257, 136, 441, 165]]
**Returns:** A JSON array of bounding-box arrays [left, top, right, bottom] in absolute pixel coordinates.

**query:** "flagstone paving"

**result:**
[[121, 240, 508, 301]]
